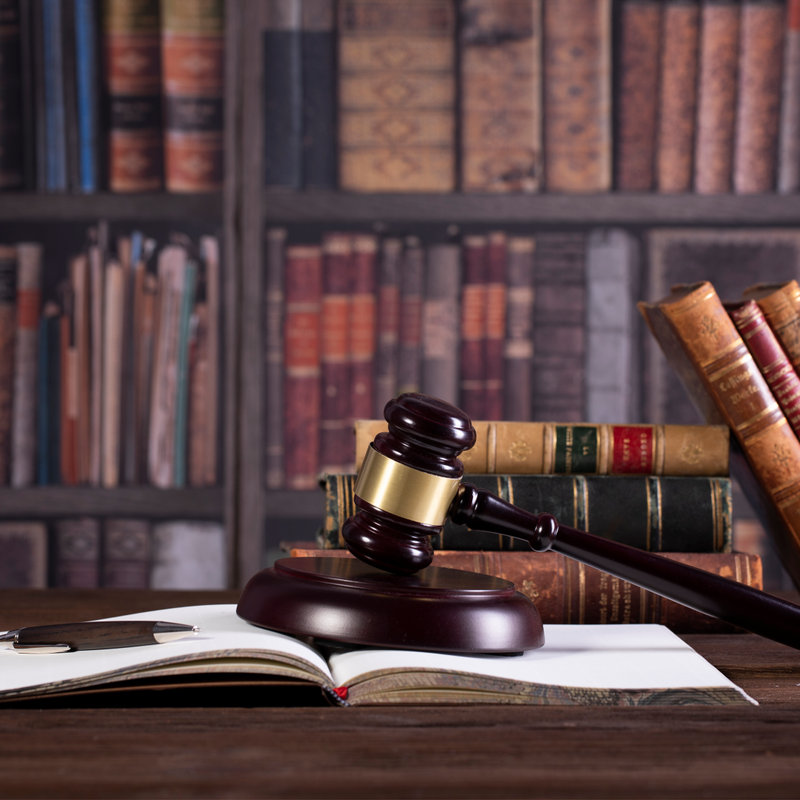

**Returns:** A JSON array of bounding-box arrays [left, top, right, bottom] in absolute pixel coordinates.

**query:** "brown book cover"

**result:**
[[58, 281, 78, 487], [103, 0, 163, 192], [337, 0, 456, 192], [354, 419, 731, 477], [70, 253, 91, 486], [743, 280, 800, 373], [188, 301, 210, 487], [374, 237, 401, 413], [656, 0, 700, 193], [0, 521, 47, 588], [53, 517, 101, 588], [283, 244, 322, 489], [543, 0, 612, 193], [161, 0, 224, 192], [484, 231, 507, 420], [319, 233, 352, 476], [779, 0, 800, 193], [10, 243, 41, 487], [459, 234, 488, 419], [645, 228, 800, 426], [734, 0, 785, 193], [289, 548, 761, 634], [614, 0, 662, 191], [349, 233, 377, 427], [694, 0, 741, 194], [102, 518, 152, 588], [459, 0, 542, 192], [396, 236, 424, 394], [639, 281, 800, 589], [199, 235, 220, 486], [503, 236, 535, 421], [0, 245, 15, 485]]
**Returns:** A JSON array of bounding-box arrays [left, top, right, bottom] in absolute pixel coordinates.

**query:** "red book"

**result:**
[[459, 235, 487, 418], [729, 299, 800, 438], [484, 231, 507, 420], [349, 234, 377, 425], [283, 245, 322, 489]]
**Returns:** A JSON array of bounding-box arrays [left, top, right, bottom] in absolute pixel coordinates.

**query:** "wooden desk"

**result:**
[[1, 589, 799, 799]]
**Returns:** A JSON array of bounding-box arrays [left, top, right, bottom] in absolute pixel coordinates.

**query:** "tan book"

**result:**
[[102, 261, 125, 487], [542, 0, 612, 193], [353, 419, 730, 477], [459, 0, 542, 193], [0, 521, 47, 588], [337, 0, 456, 192]]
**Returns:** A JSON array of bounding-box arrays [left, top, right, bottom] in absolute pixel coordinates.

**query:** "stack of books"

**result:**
[[288, 418, 766, 634]]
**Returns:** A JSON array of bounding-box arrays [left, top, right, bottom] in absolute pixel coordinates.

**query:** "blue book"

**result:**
[[74, 0, 100, 192], [41, 0, 67, 191]]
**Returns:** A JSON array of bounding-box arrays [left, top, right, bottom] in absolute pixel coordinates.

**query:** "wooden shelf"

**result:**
[[262, 191, 800, 225], [0, 192, 222, 222], [0, 486, 224, 519]]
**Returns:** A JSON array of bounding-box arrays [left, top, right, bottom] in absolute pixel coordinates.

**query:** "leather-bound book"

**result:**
[[337, 0, 456, 192], [484, 231, 507, 420], [734, 0, 785, 194], [459, 234, 488, 419], [102, 518, 151, 588], [319, 233, 351, 476], [459, 0, 542, 193], [743, 280, 800, 373], [543, 0, 611, 193], [349, 234, 377, 426], [53, 517, 101, 588], [503, 236, 535, 421], [639, 281, 800, 589], [319, 472, 734, 553], [283, 244, 322, 490], [0, 0, 24, 189], [396, 236, 424, 394], [656, 0, 700, 193], [161, 0, 224, 192], [694, 0, 741, 194], [614, 0, 662, 191], [102, 0, 163, 192], [374, 237, 401, 413], [779, 0, 800, 193], [0, 522, 47, 588], [728, 299, 800, 438]]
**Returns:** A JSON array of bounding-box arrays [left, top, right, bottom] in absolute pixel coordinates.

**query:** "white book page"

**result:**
[[0, 605, 333, 696], [329, 624, 756, 702]]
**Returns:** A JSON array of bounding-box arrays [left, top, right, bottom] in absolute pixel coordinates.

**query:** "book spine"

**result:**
[[74, 0, 102, 192], [639, 281, 800, 589], [36, 303, 60, 485], [656, 0, 700, 193], [289, 548, 763, 634], [173, 259, 197, 487], [319, 234, 352, 475], [459, 0, 542, 192], [779, 0, 800, 193], [11, 243, 42, 487], [264, 227, 286, 489], [58, 282, 78, 486], [0, 522, 48, 588], [188, 301, 209, 487], [614, 0, 661, 191], [53, 517, 101, 587], [503, 236, 535, 421], [102, 518, 151, 588], [744, 280, 800, 373], [353, 419, 731, 477], [18, 0, 37, 190], [349, 234, 377, 429], [543, 0, 612, 192], [161, 0, 224, 192], [734, 0, 785, 193], [70, 253, 91, 484], [103, 0, 163, 192], [694, 0, 740, 194], [459, 235, 487, 419], [151, 520, 226, 588], [729, 299, 800, 438], [421, 242, 460, 405], [0, 246, 16, 485], [484, 232, 507, 420], [337, 0, 456, 192], [199, 236, 219, 486], [0, 0, 24, 188], [374, 237, 401, 414], [263, 0, 302, 189], [283, 245, 322, 490], [319, 473, 734, 554], [396, 236, 424, 394], [42, 0, 68, 191], [102, 261, 124, 487], [301, 0, 336, 189]]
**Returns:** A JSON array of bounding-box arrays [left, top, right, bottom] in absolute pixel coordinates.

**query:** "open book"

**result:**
[[0, 605, 755, 706]]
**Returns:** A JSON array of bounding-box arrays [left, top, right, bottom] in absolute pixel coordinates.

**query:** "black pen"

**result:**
[[0, 620, 199, 654]]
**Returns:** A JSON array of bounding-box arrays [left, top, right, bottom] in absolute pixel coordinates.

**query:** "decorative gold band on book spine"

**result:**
[[354, 447, 461, 526]]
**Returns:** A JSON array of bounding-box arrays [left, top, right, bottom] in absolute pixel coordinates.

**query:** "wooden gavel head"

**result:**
[[342, 393, 476, 574]]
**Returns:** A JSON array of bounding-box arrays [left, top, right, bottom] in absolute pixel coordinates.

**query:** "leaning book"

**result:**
[[0, 605, 754, 706]]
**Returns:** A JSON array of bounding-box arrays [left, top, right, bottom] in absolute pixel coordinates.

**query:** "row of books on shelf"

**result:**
[[266, 225, 641, 488], [0, 517, 226, 589], [263, 0, 800, 195], [0, 226, 221, 488], [0, 0, 224, 194]]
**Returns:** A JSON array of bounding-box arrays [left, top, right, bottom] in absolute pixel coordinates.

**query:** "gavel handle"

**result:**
[[451, 483, 800, 650]]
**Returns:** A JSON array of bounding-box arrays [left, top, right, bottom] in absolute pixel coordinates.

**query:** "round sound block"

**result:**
[[237, 557, 544, 654]]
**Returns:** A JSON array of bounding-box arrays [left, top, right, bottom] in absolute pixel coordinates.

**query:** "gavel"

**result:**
[[342, 392, 800, 651]]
